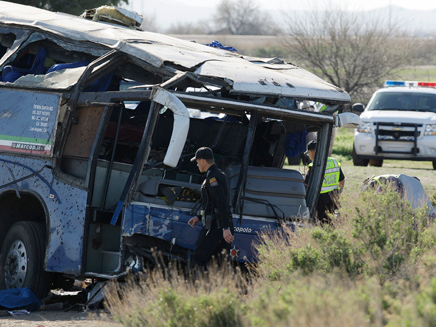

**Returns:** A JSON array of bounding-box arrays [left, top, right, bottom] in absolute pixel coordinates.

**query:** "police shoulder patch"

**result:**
[[209, 177, 218, 186]]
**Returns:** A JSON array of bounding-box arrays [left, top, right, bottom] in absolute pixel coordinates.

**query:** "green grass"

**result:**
[[392, 66, 436, 82], [331, 127, 354, 162], [330, 127, 436, 196], [287, 127, 436, 196]]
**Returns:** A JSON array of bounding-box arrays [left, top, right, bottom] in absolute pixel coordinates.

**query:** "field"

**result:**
[[395, 65, 436, 83], [104, 128, 436, 327], [0, 310, 120, 327], [3, 128, 435, 327], [3, 124, 435, 327], [290, 128, 436, 198]]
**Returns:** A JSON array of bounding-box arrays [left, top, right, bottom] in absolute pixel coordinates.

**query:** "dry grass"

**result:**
[[105, 216, 436, 326], [105, 127, 436, 326], [106, 261, 248, 327], [248, 275, 383, 327], [105, 187, 436, 326]]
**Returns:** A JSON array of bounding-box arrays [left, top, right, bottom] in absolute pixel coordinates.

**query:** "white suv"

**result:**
[[353, 81, 436, 169]]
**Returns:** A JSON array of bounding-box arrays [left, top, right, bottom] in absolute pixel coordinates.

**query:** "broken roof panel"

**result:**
[[8, 66, 86, 89], [195, 59, 347, 101], [0, 1, 350, 104]]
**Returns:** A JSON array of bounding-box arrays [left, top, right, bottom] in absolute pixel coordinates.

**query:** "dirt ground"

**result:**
[[0, 287, 123, 327], [0, 310, 122, 327]]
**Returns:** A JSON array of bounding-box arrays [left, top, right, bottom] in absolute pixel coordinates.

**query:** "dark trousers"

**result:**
[[193, 226, 230, 268], [316, 190, 340, 224]]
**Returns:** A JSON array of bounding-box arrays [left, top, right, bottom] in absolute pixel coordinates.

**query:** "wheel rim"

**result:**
[[4, 240, 27, 288]]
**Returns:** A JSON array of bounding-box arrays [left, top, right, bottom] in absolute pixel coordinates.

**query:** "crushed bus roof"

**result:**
[[0, 1, 350, 104]]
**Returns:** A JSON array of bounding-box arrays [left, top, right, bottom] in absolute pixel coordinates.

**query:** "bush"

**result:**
[[256, 188, 433, 283], [431, 191, 436, 208], [105, 186, 436, 327], [383, 277, 436, 327], [248, 275, 378, 327], [352, 189, 431, 282], [106, 263, 246, 327], [141, 287, 243, 327]]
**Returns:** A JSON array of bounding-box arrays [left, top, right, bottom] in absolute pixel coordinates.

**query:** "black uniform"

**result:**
[[193, 164, 233, 267]]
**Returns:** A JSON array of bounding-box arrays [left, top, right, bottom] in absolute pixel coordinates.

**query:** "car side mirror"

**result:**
[[352, 103, 365, 113]]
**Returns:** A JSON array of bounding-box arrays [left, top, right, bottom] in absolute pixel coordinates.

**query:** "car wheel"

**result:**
[[352, 145, 369, 166], [433, 161, 436, 170], [0, 221, 52, 298], [369, 159, 383, 167]]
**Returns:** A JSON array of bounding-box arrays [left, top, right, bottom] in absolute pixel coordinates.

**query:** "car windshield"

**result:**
[[368, 92, 436, 112]]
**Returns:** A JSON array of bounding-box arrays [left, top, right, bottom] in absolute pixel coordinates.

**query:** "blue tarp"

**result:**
[[0, 287, 41, 311], [2, 47, 47, 83], [203, 40, 237, 52], [285, 131, 308, 158], [46, 59, 89, 73]]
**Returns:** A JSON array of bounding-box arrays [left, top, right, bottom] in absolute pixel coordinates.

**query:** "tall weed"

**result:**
[[351, 189, 431, 282], [256, 188, 435, 283], [383, 277, 436, 327], [248, 275, 382, 327], [105, 187, 436, 326], [106, 261, 246, 327]]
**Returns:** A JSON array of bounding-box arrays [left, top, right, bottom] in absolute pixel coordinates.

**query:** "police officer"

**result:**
[[304, 141, 345, 223], [188, 147, 234, 267]]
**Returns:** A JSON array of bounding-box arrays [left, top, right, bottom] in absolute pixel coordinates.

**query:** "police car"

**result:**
[[352, 81, 436, 169]]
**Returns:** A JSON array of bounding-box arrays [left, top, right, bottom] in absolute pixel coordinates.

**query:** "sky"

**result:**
[[130, 0, 436, 11], [126, 0, 436, 30]]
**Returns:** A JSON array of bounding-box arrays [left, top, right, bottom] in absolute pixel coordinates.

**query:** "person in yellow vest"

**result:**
[[361, 175, 401, 194], [304, 140, 345, 223]]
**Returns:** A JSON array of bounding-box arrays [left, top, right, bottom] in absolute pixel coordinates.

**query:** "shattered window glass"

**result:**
[[0, 32, 16, 59]]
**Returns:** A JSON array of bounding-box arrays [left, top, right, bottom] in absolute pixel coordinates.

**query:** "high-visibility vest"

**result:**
[[368, 175, 400, 192], [317, 102, 328, 112], [309, 157, 341, 193], [373, 175, 399, 185]]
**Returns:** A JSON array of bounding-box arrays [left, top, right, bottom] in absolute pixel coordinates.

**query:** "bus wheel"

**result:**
[[0, 221, 52, 298]]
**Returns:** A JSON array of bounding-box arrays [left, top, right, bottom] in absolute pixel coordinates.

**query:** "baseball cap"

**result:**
[[307, 140, 317, 151], [190, 147, 214, 162]]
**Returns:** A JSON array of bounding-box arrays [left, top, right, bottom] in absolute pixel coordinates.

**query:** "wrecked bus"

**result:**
[[0, 2, 358, 298]]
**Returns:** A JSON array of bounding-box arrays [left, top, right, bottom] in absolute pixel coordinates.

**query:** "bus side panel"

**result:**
[[123, 203, 173, 242], [0, 155, 88, 275], [123, 203, 284, 263]]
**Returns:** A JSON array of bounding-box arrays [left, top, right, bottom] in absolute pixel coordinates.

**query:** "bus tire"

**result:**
[[0, 221, 52, 298]]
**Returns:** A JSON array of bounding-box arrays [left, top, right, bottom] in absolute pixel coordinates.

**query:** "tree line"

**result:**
[[6, 0, 427, 101]]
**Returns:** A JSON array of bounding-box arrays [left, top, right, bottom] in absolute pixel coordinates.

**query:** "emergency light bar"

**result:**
[[384, 80, 436, 88]]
